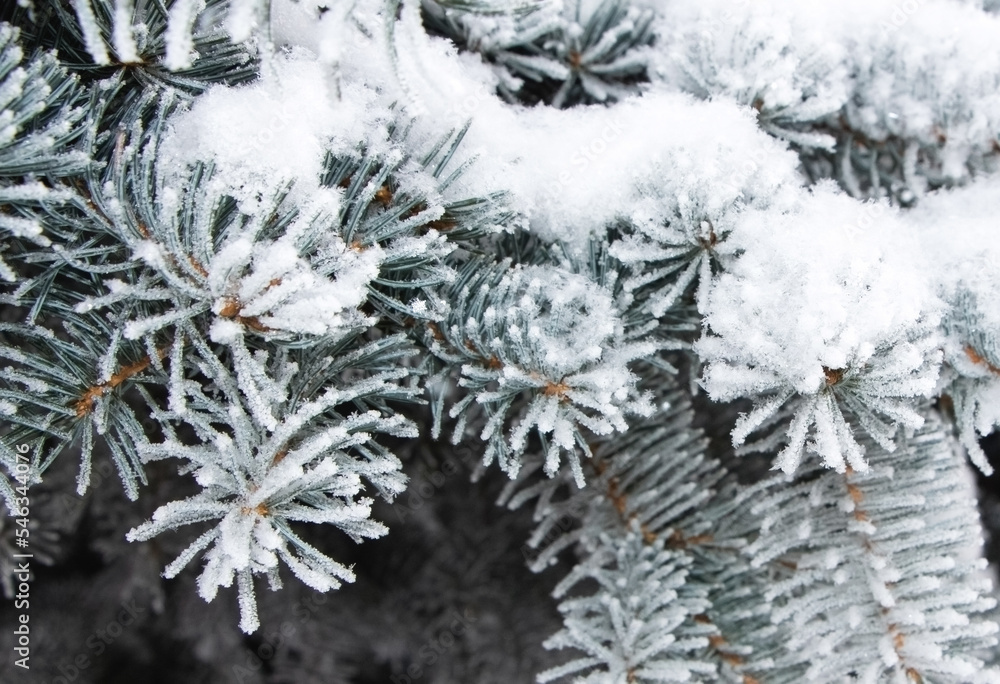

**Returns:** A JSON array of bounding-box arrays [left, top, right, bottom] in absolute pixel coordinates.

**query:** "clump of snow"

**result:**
[[656, 0, 1000, 187], [907, 176, 1000, 333], [501, 264, 622, 378], [698, 183, 942, 472], [607, 111, 801, 314], [334, 0, 806, 247], [206, 229, 381, 339], [651, 0, 849, 148], [158, 49, 395, 207], [907, 176, 1000, 473], [225, 0, 266, 44], [702, 183, 935, 395], [96, 179, 377, 349]]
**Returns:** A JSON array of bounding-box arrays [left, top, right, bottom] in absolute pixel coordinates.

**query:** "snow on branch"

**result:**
[[538, 530, 715, 684], [907, 176, 1000, 473], [424, 0, 655, 107], [427, 254, 654, 487], [0, 22, 89, 280], [127, 331, 416, 632], [655, 0, 1000, 199], [735, 410, 1000, 682], [698, 184, 942, 474]]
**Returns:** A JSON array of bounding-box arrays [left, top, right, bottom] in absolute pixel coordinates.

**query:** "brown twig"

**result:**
[[965, 346, 1000, 376], [74, 346, 168, 417], [241, 503, 269, 517], [823, 366, 845, 386], [216, 296, 273, 333], [542, 380, 571, 399], [694, 614, 759, 678]]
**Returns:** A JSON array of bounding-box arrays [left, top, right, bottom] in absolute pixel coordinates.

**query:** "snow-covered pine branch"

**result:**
[[1, 0, 999, 674], [423, 0, 655, 107], [907, 175, 1000, 475], [45, 0, 262, 78], [732, 410, 1000, 682], [127, 327, 418, 632], [425, 248, 655, 487], [501, 384, 768, 682], [0, 22, 88, 281], [654, 0, 1000, 202], [0, 300, 158, 502], [698, 185, 942, 474], [538, 529, 715, 684]]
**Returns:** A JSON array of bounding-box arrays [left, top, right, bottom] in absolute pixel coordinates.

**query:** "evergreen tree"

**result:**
[[2, 0, 1000, 682]]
